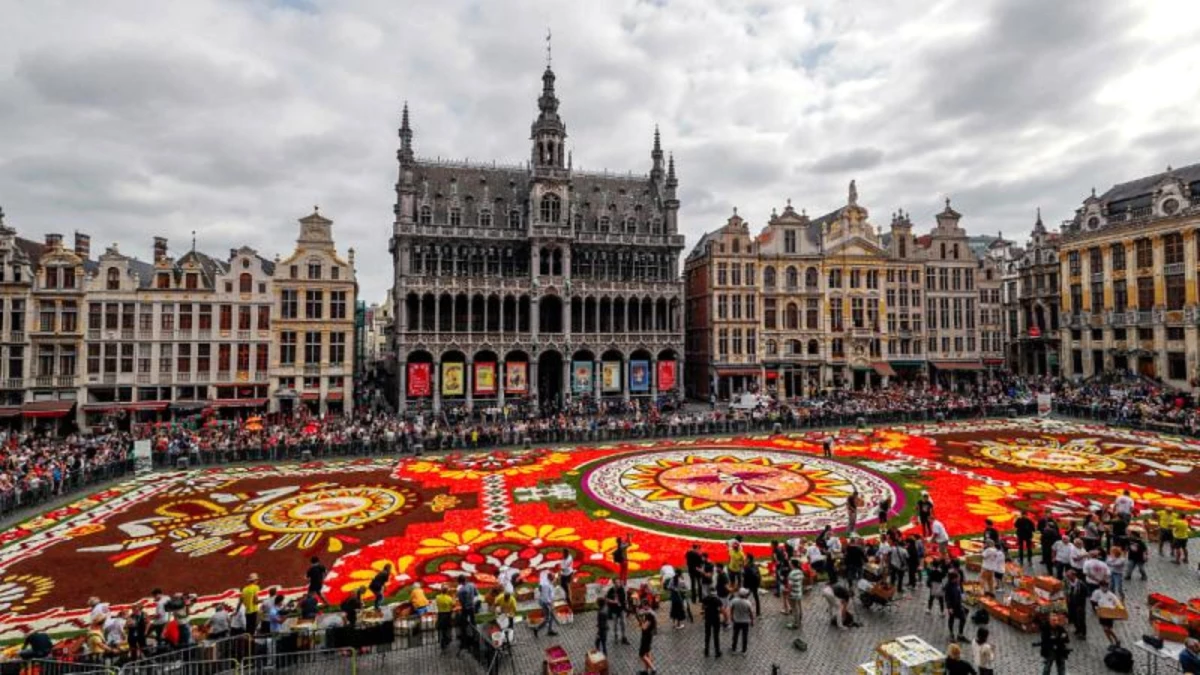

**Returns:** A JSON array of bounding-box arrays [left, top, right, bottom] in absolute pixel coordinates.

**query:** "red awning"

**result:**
[[127, 401, 170, 412], [300, 392, 320, 401], [211, 398, 267, 409], [931, 361, 984, 371], [22, 400, 76, 418], [326, 392, 344, 401], [764, 371, 778, 380], [0, 407, 21, 419], [983, 359, 1006, 366], [871, 362, 897, 377]]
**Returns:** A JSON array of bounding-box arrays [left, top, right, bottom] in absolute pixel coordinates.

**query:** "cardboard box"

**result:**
[[1096, 605, 1128, 621], [1033, 576, 1063, 593], [585, 650, 609, 674], [874, 635, 946, 675]]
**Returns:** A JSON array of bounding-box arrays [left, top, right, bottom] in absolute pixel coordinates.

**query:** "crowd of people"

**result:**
[[0, 431, 134, 516], [1050, 374, 1200, 432]]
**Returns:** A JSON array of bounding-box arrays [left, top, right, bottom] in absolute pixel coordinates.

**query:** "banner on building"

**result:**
[[504, 362, 528, 394], [601, 362, 622, 392], [442, 362, 465, 396], [1037, 393, 1053, 416], [630, 360, 650, 392], [474, 362, 497, 396], [657, 360, 677, 391], [407, 363, 432, 397], [572, 361, 594, 394], [134, 439, 153, 474]]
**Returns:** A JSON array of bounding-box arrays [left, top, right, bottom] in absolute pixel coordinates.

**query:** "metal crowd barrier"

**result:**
[[1051, 402, 1200, 436], [0, 459, 138, 519], [2, 659, 117, 675], [143, 403, 1043, 469]]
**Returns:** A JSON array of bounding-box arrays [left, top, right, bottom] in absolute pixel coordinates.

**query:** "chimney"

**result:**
[[153, 237, 168, 263], [45, 233, 63, 248], [74, 232, 91, 259]]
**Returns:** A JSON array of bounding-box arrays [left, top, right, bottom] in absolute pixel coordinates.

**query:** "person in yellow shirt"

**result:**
[[433, 585, 455, 650], [492, 589, 518, 618], [1159, 509, 1176, 557], [1172, 515, 1191, 565], [410, 582, 431, 616], [237, 573, 261, 635], [727, 542, 747, 588]]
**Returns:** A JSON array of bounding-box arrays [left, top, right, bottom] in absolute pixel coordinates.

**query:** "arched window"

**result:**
[[624, 217, 637, 234], [106, 267, 120, 290], [807, 339, 819, 355], [508, 210, 521, 228], [449, 206, 462, 226], [766, 340, 777, 356], [786, 266, 798, 290], [788, 339, 802, 355], [479, 209, 492, 227], [240, 273, 253, 293], [763, 267, 776, 289], [598, 216, 610, 233], [785, 302, 799, 330], [805, 267, 818, 289], [419, 205, 432, 225], [540, 193, 561, 223]]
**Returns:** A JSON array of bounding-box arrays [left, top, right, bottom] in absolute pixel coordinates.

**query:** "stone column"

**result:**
[[623, 360, 631, 402], [465, 360, 474, 410], [530, 360, 539, 407], [561, 359, 570, 407], [594, 359, 602, 400], [433, 361, 442, 413], [651, 358, 659, 397], [398, 361, 407, 413], [498, 362, 506, 408], [531, 298, 540, 341]]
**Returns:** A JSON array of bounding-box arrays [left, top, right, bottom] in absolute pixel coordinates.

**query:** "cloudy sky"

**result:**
[[2, 0, 1199, 301]]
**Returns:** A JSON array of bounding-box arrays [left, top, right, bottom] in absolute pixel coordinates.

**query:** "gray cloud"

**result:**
[[809, 147, 885, 174], [0, 0, 1196, 300]]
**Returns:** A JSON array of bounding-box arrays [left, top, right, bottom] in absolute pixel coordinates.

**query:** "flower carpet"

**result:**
[[1, 418, 1198, 640]]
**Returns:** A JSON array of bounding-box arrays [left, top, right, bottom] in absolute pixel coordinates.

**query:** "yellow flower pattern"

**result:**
[[416, 529, 496, 555], [507, 524, 580, 545], [582, 538, 651, 571], [338, 555, 414, 599]]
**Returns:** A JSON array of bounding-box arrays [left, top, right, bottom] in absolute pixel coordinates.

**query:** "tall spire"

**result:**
[[666, 153, 677, 188], [531, 53, 566, 169], [650, 125, 665, 182], [398, 101, 414, 164], [1033, 206, 1046, 234]]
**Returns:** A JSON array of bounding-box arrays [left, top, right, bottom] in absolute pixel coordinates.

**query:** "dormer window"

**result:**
[[308, 260, 322, 280], [240, 272, 253, 293], [156, 272, 171, 289], [419, 205, 432, 225], [63, 267, 75, 289], [185, 272, 199, 290], [106, 267, 120, 290]]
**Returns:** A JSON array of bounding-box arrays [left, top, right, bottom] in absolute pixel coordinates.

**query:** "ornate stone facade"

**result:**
[[1060, 163, 1200, 387], [390, 64, 685, 412]]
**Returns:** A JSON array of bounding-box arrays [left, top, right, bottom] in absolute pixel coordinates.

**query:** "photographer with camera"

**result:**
[[1033, 615, 1071, 675]]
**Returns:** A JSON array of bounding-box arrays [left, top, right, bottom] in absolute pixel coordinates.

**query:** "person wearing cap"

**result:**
[[1089, 579, 1121, 647], [238, 573, 261, 636], [729, 587, 754, 655]]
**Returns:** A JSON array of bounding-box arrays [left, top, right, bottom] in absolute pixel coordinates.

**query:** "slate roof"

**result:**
[[1099, 161, 1200, 203]]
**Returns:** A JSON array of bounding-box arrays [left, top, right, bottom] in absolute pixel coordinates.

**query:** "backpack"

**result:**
[[971, 607, 990, 626], [1103, 645, 1133, 672]]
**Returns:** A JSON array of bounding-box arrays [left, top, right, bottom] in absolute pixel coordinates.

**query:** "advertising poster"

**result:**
[[505, 362, 528, 394], [657, 360, 677, 391], [602, 362, 622, 393], [572, 361, 594, 394], [407, 363, 431, 397], [442, 362, 465, 396], [474, 362, 497, 396], [134, 439, 153, 474], [1037, 393, 1053, 416], [630, 360, 650, 392]]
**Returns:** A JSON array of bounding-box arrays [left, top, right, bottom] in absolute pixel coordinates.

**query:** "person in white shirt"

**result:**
[[102, 610, 127, 647], [1068, 538, 1087, 573], [87, 597, 111, 626], [980, 541, 1006, 596], [806, 542, 826, 577], [1089, 579, 1122, 647], [1113, 491, 1135, 521], [972, 626, 996, 675], [930, 519, 950, 547], [1053, 538, 1072, 579], [230, 605, 247, 635], [1082, 551, 1110, 588]]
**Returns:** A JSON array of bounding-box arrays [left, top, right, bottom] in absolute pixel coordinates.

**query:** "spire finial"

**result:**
[[732, 206, 738, 217], [546, 27, 552, 68], [786, 198, 792, 208], [401, 101, 410, 131], [945, 197, 951, 210], [653, 125, 661, 153], [848, 179, 858, 206], [0, 205, 5, 223], [666, 153, 677, 186], [1091, 186, 1096, 198], [191, 230, 196, 252], [314, 204, 320, 214]]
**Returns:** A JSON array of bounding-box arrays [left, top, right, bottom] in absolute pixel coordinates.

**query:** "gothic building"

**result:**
[[389, 63, 685, 412]]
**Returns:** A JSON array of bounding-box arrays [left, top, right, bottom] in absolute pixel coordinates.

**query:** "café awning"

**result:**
[[22, 400, 76, 418], [871, 362, 897, 377], [211, 398, 267, 409]]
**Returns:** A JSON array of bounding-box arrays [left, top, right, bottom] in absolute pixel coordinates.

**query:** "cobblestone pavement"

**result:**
[[374, 546, 1197, 675]]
